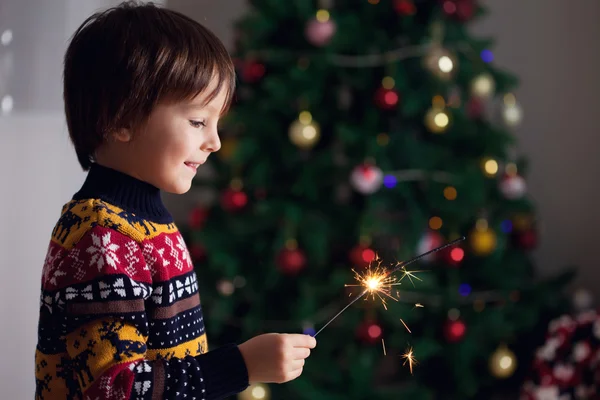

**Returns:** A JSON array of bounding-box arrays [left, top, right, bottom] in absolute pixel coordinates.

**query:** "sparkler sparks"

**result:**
[[400, 318, 411, 333], [345, 264, 401, 310], [313, 236, 465, 337], [401, 346, 417, 375]]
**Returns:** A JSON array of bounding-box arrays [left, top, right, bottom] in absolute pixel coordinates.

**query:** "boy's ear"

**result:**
[[113, 128, 133, 143]]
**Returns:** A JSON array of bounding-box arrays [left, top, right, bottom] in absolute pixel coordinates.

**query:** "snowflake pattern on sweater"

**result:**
[[35, 172, 248, 400]]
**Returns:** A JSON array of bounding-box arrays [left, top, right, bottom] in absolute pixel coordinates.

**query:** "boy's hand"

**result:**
[[238, 333, 317, 384]]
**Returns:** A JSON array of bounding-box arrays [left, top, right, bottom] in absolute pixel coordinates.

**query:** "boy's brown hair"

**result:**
[[64, 1, 236, 170]]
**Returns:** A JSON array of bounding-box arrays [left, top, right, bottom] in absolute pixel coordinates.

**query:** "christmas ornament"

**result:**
[[572, 289, 594, 312], [217, 137, 238, 161], [238, 383, 271, 400], [240, 60, 265, 83], [503, 100, 523, 127], [499, 174, 527, 200], [444, 318, 466, 342], [188, 207, 208, 229], [221, 187, 248, 212], [394, 0, 416, 15], [489, 344, 517, 379], [424, 106, 451, 134], [417, 230, 444, 263], [289, 111, 320, 149], [442, 0, 476, 22], [482, 157, 499, 177], [470, 73, 495, 99], [357, 320, 382, 344], [423, 46, 457, 80], [305, 10, 336, 47], [374, 86, 400, 110], [276, 241, 307, 275], [514, 228, 537, 250], [521, 310, 600, 399], [350, 164, 383, 194], [442, 245, 465, 267], [217, 279, 235, 296], [189, 244, 206, 262], [349, 244, 377, 269], [469, 219, 497, 256], [466, 96, 484, 119]]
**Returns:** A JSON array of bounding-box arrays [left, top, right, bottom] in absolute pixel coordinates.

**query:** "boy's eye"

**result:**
[[189, 120, 207, 128]]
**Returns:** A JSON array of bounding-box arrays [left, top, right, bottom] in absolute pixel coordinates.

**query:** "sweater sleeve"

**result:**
[[54, 225, 249, 400]]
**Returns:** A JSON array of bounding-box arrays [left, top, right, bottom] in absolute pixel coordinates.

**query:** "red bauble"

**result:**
[[417, 231, 444, 263], [349, 244, 377, 269], [356, 320, 383, 344], [188, 207, 208, 229], [394, 0, 416, 15], [305, 18, 337, 47], [374, 87, 400, 110], [444, 318, 466, 342], [515, 229, 537, 250], [466, 97, 484, 119], [276, 248, 307, 275], [189, 244, 206, 262], [221, 188, 248, 212], [442, 0, 476, 22], [241, 60, 266, 83], [441, 245, 465, 267]]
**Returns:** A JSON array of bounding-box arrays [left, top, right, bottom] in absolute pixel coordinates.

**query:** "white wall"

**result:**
[[0, 1, 162, 398], [470, 0, 600, 294]]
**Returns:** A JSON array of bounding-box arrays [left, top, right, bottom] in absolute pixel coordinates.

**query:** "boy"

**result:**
[[34, 2, 316, 399]]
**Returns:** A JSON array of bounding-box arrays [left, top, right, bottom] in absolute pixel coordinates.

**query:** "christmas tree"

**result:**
[[185, 0, 573, 398]]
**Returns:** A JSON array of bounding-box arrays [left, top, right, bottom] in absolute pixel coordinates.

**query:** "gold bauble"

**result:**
[[238, 383, 271, 400], [289, 111, 320, 149], [470, 73, 495, 99], [489, 345, 517, 379], [424, 107, 451, 134], [423, 46, 457, 80], [470, 226, 497, 256]]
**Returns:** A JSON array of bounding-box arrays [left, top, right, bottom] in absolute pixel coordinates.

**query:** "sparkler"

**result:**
[[313, 236, 465, 337]]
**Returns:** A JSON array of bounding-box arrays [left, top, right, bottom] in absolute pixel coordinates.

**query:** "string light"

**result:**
[[429, 216, 443, 230], [438, 55, 454, 73], [480, 49, 494, 63], [459, 283, 472, 297], [316, 10, 330, 22], [382, 76, 395, 89], [450, 247, 464, 262], [482, 158, 499, 177], [1, 30, 12, 46], [448, 308, 460, 321], [383, 175, 397, 188], [1, 96, 14, 115], [443, 186, 457, 200], [500, 220, 513, 233], [376, 133, 389, 146]]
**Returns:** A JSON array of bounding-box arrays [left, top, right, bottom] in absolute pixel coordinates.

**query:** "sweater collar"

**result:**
[[73, 163, 173, 224]]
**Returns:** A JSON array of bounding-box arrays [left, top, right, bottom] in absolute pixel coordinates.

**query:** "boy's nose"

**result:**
[[201, 130, 221, 153]]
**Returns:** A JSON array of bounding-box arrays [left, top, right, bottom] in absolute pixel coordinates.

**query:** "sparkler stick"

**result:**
[[313, 236, 466, 337]]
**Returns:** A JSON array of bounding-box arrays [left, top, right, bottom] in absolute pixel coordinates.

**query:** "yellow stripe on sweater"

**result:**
[[51, 199, 178, 249]]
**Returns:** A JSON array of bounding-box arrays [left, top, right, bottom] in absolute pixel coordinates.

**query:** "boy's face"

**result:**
[[114, 77, 226, 194]]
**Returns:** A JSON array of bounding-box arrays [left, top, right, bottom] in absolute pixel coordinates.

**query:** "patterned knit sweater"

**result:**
[[35, 164, 249, 400]]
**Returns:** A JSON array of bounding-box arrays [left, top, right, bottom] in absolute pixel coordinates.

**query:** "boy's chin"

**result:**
[[162, 180, 192, 195]]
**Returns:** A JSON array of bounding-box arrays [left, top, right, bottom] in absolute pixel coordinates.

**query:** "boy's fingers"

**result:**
[[293, 347, 311, 359], [294, 334, 316, 348]]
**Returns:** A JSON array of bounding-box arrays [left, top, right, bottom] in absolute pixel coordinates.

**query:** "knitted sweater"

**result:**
[[35, 164, 249, 400]]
